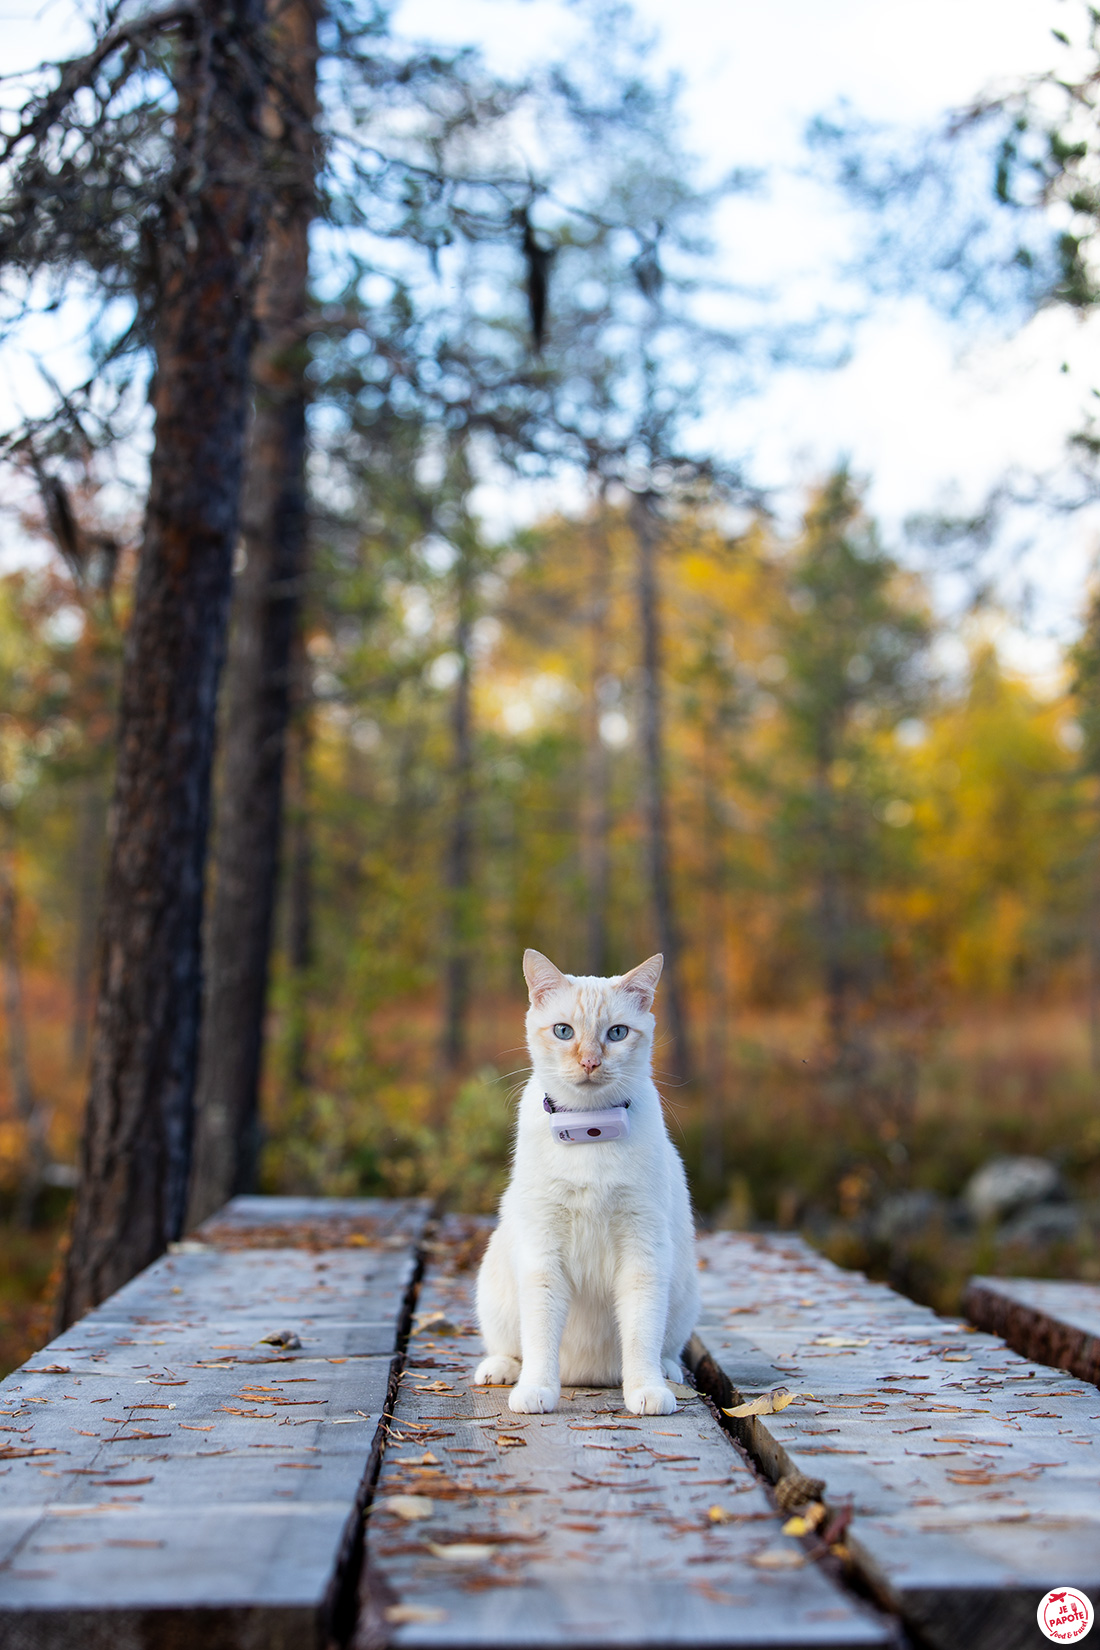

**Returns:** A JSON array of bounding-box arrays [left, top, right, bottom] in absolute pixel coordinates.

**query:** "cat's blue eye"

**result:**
[[606, 1024, 629, 1042], [553, 1023, 574, 1040]]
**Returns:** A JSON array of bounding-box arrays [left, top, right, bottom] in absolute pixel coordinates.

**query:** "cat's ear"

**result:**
[[618, 953, 663, 1010], [523, 948, 569, 1005]]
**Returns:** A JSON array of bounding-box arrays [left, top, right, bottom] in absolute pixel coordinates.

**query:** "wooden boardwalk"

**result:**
[[357, 1218, 892, 1650], [0, 1196, 428, 1649], [965, 1274, 1100, 1388], [1, 1200, 1097, 1649], [690, 1232, 1100, 1650]]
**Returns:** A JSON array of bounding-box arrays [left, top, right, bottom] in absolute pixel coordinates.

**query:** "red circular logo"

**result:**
[[1038, 1589, 1094, 1642]]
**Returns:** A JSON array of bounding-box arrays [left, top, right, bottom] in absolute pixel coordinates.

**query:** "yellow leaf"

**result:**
[[707, 1505, 731, 1524], [782, 1516, 810, 1536], [384, 1606, 447, 1625], [723, 1386, 797, 1418], [812, 1336, 870, 1348]]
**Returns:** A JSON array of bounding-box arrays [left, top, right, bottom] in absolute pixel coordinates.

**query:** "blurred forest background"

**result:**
[[4, 0, 1100, 1370]]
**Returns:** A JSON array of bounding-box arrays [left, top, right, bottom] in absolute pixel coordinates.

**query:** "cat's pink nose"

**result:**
[[581, 1054, 602, 1074]]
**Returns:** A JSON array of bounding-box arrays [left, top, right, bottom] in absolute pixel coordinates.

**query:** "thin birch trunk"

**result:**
[[0, 844, 48, 1227], [632, 492, 692, 1083], [700, 703, 728, 1181], [581, 509, 611, 976], [70, 775, 107, 1071], [1090, 815, 1100, 1075], [443, 552, 474, 1069], [284, 695, 314, 1095], [816, 764, 848, 1059]]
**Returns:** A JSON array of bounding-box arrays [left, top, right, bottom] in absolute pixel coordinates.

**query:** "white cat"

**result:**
[[474, 948, 699, 1416]]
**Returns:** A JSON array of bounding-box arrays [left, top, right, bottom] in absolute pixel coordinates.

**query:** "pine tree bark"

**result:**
[[187, 0, 318, 1228], [581, 508, 611, 976], [632, 492, 692, 1082], [57, 0, 266, 1326]]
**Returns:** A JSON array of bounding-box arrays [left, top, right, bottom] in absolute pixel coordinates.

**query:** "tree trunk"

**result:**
[[700, 700, 728, 1183], [815, 765, 849, 1058], [57, 0, 265, 1327], [284, 697, 314, 1094], [70, 775, 107, 1071], [581, 508, 611, 976], [0, 842, 49, 1227], [443, 550, 475, 1069], [1090, 817, 1100, 1075], [631, 492, 692, 1082], [187, 0, 318, 1229]]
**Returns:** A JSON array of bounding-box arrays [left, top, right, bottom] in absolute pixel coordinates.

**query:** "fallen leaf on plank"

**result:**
[[382, 1496, 434, 1521], [693, 1583, 750, 1605], [496, 1435, 526, 1448], [26, 1365, 70, 1375], [258, 1330, 302, 1349], [750, 1548, 804, 1570], [426, 1543, 494, 1563], [385, 1606, 447, 1624], [276, 1462, 321, 1469], [414, 1312, 459, 1336], [707, 1505, 732, 1524], [723, 1386, 796, 1418], [812, 1336, 870, 1348]]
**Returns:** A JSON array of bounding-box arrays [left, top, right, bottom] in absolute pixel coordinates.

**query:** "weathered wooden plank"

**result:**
[[356, 1217, 896, 1650], [689, 1232, 1100, 1650], [964, 1275, 1100, 1387], [0, 1196, 429, 1650]]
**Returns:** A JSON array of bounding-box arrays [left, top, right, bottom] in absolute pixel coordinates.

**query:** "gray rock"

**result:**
[[996, 1203, 1085, 1249], [964, 1156, 1064, 1224], [872, 1189, 945, 1244]]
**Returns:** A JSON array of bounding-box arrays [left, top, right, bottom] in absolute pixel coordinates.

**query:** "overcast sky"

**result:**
[[397, 0, 1100, 677], [5, 0, 1098, 674]]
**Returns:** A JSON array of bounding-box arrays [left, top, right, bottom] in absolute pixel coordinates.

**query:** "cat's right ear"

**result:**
[[523, 948, 568, 1005]]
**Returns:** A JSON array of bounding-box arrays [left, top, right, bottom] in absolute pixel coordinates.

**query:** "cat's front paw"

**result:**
[[474, 1355, 521, 1387], [624, 1382, 677, 1416], [509, 1382, 559, 1413]]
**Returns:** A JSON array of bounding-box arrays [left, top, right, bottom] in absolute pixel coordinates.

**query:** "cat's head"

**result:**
[[522, 949, 662, 1104]]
